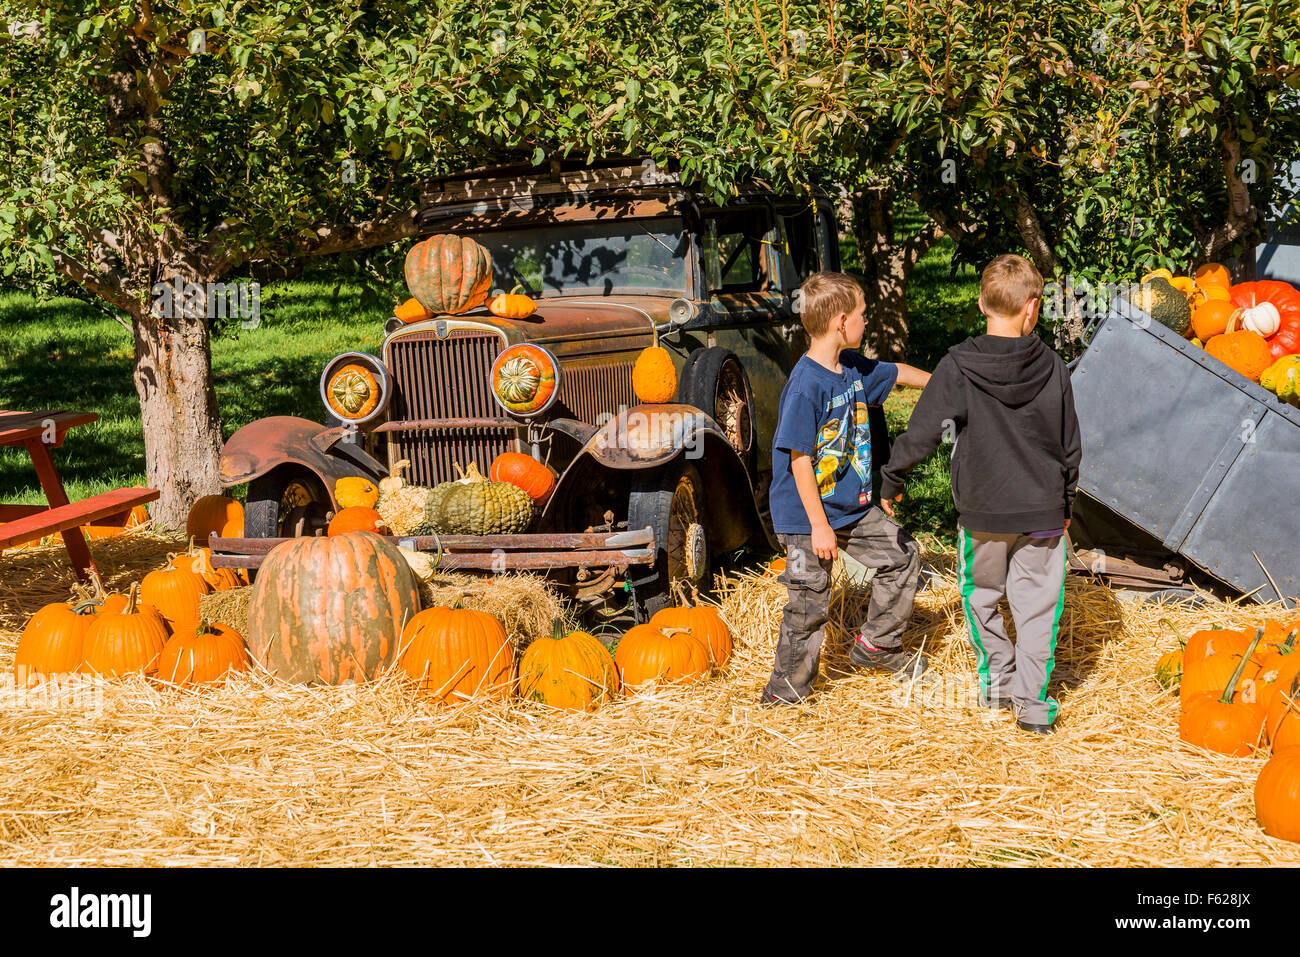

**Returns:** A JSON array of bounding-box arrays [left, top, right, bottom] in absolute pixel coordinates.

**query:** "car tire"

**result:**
[[627, 461, 710, 623], [677, 347, 756, 476], [245, 467, 330, 540]]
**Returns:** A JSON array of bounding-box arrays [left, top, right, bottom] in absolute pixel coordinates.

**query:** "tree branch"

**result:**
[[50, 246, 138, 317], [1013, 194, 1060, 279], [1196, 127, 1259, 265], [901, 215, 945, 273]]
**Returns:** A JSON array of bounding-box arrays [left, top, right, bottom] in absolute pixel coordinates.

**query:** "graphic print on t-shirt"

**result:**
[[812, 380, 872, 503]]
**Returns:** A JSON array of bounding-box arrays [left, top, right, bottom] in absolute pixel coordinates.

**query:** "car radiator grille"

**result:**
[[556, 357, 638, 426], [384, 331, 514, 487]]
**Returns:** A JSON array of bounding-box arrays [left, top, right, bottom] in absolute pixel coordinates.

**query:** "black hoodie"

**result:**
[[880, 334, 1081, 534]]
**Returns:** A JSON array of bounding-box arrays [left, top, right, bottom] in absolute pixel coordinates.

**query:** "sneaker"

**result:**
[[849, 639, 929, 676], [757, 690, 801, 708], [1016, 718, 1055, 735]]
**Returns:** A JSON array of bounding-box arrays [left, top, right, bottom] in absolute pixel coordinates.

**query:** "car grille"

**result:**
[[384, 330, 514, 487], [557, 357, 638, 426]]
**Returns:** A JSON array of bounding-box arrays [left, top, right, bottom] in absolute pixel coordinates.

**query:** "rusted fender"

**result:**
[[544, 404, 776, 552], [580, 403, 724, 469], [219, 416, 386, 495]]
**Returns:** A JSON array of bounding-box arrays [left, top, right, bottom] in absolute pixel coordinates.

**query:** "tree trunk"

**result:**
[[130, 277, 224, 529]]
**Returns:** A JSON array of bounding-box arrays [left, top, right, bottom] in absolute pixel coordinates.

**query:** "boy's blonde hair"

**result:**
[[798, 271, 864, 337], [980, 254, 1044, 317]]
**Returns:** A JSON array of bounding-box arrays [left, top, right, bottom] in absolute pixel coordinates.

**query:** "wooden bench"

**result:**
[[0, 487, 160, 570]]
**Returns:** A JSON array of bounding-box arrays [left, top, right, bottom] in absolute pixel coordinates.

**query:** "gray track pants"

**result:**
[[763, 508, 920, 703], [955, 528, 1067, 725]]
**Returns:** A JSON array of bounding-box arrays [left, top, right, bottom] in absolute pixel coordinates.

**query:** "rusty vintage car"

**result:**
[[213, 158, 850, 619]]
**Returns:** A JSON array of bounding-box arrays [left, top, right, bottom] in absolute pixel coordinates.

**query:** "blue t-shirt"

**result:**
[[769, 351, 898, 534]]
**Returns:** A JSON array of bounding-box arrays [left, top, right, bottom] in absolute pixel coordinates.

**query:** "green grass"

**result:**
[[0, 282, 386, 506]]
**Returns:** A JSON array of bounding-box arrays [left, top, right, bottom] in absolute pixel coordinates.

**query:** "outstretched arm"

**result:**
[[893, 363, 932, 389], [880, 356, 963, 504]]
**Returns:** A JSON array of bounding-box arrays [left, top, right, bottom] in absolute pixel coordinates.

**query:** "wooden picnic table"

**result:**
[[0, 409, 159, 581]]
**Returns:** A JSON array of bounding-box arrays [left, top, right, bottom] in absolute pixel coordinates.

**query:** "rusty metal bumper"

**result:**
[[207, 526, 655, 572]]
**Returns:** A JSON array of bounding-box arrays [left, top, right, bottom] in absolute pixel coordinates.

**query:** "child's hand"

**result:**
[[810, 521, 837, 561], [881, 494, 902, 518]]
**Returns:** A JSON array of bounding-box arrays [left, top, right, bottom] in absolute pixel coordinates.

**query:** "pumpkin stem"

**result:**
[[1283, 629, 1297, 654], [660, 626, 691, 638], [551, 618, 567, 641], [1158, 618, 1186, 649], [1220, 626, 1264, 704], [124, 582, 140, 616], [649, 316, 659, 349]]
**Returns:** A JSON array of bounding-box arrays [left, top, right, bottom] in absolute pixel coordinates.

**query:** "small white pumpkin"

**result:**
[[1239, 301, 1281, 337]]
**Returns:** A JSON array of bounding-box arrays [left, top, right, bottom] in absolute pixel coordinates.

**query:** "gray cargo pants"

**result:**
[[762, 508, 920, 703], [955, 528, 1067, 725]]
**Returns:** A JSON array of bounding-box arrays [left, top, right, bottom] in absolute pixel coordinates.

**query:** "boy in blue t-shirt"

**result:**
[[761, 271, 932, 706]]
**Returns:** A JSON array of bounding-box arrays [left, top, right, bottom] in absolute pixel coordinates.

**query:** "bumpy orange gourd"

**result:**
[[334, 477, 380, 510], [396, 605, 516, 704], [81, 585, 170, 679], [186, 495, 244, 543], [518, 621, 619, 711], [615, 623, 709, 693], [489, 452, 555, 505], [1180, 628, 1267, 756], [157, 619, 249, 687], [14, 601, 95, 686], [328, 506, 386, 537], [141, 560, 211, 632], [650, 602, 733, 669], [633, 319, 678, 404], [1204, 330, 1274, 382], [1256, 747, 1300, 843]]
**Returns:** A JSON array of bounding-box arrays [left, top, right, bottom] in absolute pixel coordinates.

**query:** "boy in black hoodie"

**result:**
[[880, 255, 1081, 733]]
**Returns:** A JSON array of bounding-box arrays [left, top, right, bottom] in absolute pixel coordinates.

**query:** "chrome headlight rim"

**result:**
[[489, 343, 563, 419], [319, 352, 392, 426]]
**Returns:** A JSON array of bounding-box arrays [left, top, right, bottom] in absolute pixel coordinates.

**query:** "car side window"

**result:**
[[776, 204, 820, 289], [703, 206, 774, 294]]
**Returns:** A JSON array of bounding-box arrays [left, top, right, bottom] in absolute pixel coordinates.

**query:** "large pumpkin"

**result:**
[[650, 603, 733, 669], [157, 619, 249, 688], [140, 560, 212, 631], [1256, 747, 1300, 843], [246, 531, 420, 685], [1229, 280, 1300, 360], [14, 601, 94, 686], [404, 234, 493, 315], [615, 623, 710, 693], [518, 622, 620, 712], [395, 606, 516, 704], [1203, 330, 1274, 382], [81, 585, 170, 679], [187, 495, 244, 543], [1179, 627, 1266, 756]]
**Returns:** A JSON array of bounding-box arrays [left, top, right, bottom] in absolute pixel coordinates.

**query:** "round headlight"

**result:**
[[490, 344, 562, 418], [320, 353, 391, 425]]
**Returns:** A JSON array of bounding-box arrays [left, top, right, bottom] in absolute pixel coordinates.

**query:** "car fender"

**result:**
[[219, 416, 388, 506], [543, 404, 775, 552]]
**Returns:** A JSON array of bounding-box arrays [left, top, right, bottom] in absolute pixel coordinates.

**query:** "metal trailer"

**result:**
[[1068, 297, 1300, 604]]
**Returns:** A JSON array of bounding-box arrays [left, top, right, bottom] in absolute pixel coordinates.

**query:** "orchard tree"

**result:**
[[0, 0, 713, 525]]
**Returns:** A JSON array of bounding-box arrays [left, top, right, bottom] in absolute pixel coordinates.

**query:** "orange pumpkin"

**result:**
[[82, 504, 150, 541], [1248, 631, 1300, 713], [334, 477, 380, 510], [615, 623, 710, 693], [1255, 747, 1300, 843], [1203, 330, 1274, 382], [1190, 299, 1241, 341], [1267, 674, 1300, 750], [81, 585, 170, 679], [518, 621, 619, 711], [170, 543, 243, 591], [396, 606, 516, 704], [328, 506, 386, 537], [186, 495, 244, 544], [404, 234, 493, 315], [157, 619, 249, 687], [1182, 628, 1251, 671], [1195, 263, 1232, 288], [1179, 628, 1267, 756], [489, 452, 555, 505], [140, 560, 212, 632], [245, 531, 420, 685], [488, 287, 537, 319], [13, 601, 94, 686], [650, 602, 733, 669]]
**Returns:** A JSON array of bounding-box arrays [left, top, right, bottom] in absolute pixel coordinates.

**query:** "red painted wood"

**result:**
[[0, 504, 49, 520], [0, 487, 159, 551], [0, 410, 97, 447]]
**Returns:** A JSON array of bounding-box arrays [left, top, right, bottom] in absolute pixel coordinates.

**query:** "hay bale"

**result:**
[[418, 571, 565, 653], [198, 586, 252, 634]]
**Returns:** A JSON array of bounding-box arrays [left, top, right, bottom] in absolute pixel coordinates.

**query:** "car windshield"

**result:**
[[468, 217, 690, 296]]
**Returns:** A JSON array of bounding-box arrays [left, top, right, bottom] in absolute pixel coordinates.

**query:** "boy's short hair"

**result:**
[[980, 254, 1044, 317], [798, 271, 864, 337]]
